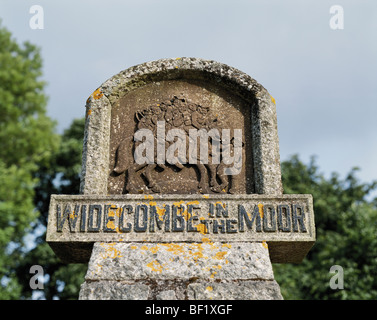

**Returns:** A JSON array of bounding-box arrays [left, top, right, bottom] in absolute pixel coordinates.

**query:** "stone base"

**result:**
[[79, 242, 283, 300]]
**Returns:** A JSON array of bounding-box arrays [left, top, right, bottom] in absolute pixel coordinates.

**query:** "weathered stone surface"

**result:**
[[79, 279, 283, 300], [156, 290, 177, 300], [79, 242, 283, 300], [187, 281, 283, 300], [84, 242, 274, 281], [79, 281, 150, 300]]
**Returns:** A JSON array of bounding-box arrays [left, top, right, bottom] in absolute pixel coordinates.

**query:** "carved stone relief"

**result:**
[[107, 80, 254, 195]]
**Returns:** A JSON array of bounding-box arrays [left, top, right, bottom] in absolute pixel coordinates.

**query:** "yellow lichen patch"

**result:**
[[69, 210, 77, 220], [182, 200, 199, 221], [202, 237, 212, 244], [181, 208, 191, 221], [100, 243, 123, 259], [206, 286, 213, 292], [258, 203, 264, 218], [149, 246, 159, 254], [188, 243, 206, 262], [210, 271, 217, 279], [106, 220, 115, 230], [146, 260, 163, 273], [262, 241, 268, 249], [175, 57, 181, 60], [196, 218, 208, 235], [140, 245, 149, 251], [270, 95, 276, 104], [156, 205, 166, 221], [191, 250, 204, 262], [92, 88, 103, 100], [202, 194, 209, 199], [173, 200, 185, 218], [215, 201, 226, 208], [222, 243, 232, 249], [144, 195, 154, 200], [214, 251, 227, 260], [130, 245, 137, 250], [115, 206, 122, 217], [86, 109, 92, 118], [161, 243, 185, 255]]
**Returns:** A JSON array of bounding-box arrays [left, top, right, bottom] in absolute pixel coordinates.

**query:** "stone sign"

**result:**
[[46, 57, 315, 300], [47, 194, 314, 263]]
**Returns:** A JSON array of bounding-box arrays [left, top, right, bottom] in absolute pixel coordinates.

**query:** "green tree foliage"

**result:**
[[274, 155, 377, 299], [0, 22, 57, 299], [16, 118, 87, 300]]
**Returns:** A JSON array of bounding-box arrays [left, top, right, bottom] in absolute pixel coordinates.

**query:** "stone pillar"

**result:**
[[46, 58, 315, 301], [79, 242, 282, 300]]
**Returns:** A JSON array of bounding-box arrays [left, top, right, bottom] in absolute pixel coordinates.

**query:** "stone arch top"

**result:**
[[80, 57, 282, 196]]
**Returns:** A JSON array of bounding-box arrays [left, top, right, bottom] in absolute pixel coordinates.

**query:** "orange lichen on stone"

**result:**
[[270, 95, 276, 104], [214, 251, 227, 260], [69, 210, 77, 220], [161, 243, 185, 255], [99, 243, 123, 259], [202, 237, 212, 243], [106, 220, 115, 230], [262, 241, 268, 249], [92, 88, 103, 100], [258, 203, 264, 218], [157, 206, 166, 221], [86, 88, 104, 104], [215, 201, 226, 208], [149, 246, 159, 254], [196, 217, 208, 235], [145, 200, 168, 221], [146, 260, 163, 273]]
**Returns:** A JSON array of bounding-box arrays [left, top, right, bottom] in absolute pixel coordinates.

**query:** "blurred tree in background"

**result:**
[[15, 118, 87, 300], [273, 155, 377, 299], [1, 21, 377, 300], [0, 22, 57, 298], [0, 22, 86, 299]]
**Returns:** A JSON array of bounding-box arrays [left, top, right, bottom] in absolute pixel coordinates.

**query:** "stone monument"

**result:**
[[46, 58, 315, 300]]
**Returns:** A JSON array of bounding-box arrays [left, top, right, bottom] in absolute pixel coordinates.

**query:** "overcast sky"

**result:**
[[1, 0, 377, 190]]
